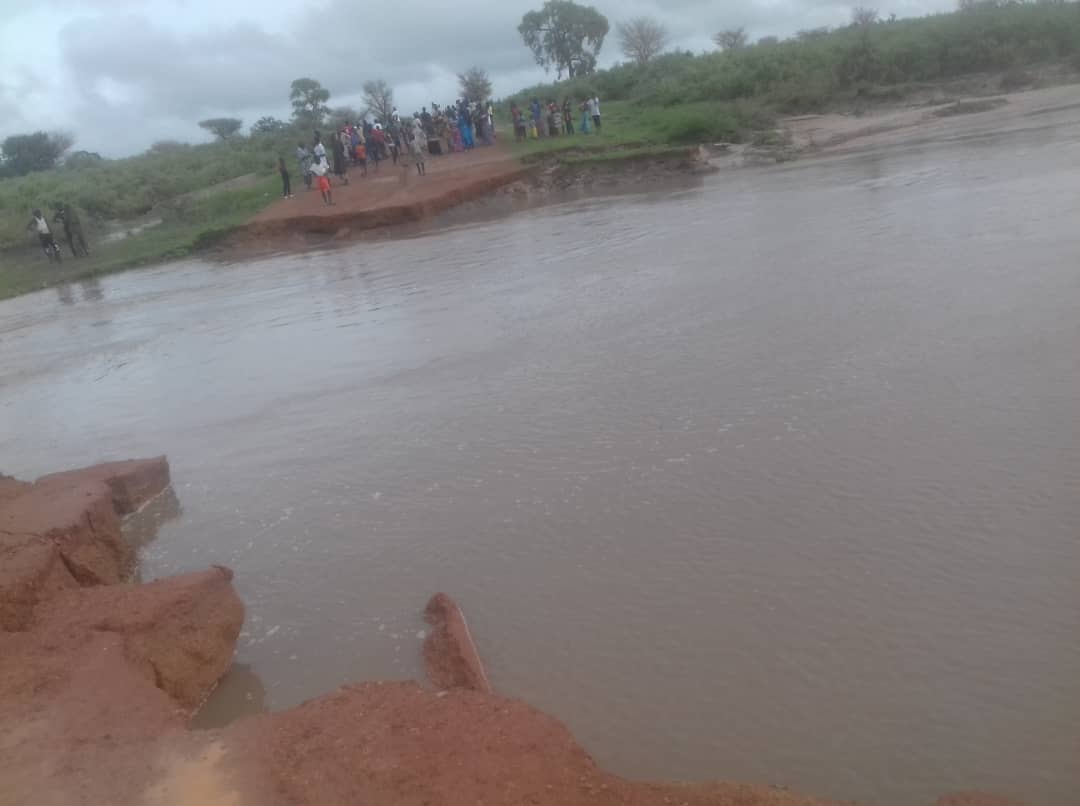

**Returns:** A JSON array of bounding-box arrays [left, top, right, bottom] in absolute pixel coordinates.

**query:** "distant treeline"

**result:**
[[509, 1, 1080, 112]]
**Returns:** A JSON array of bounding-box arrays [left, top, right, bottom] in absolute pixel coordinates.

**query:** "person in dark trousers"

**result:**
[[296, 142, 313, 190], [562, 97, 575, 135], [331, 135, 349, 185], [278, 157, 293, 198], [53, 203, 89, 256]]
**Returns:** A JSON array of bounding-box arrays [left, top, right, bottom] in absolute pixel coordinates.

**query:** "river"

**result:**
[[1, 125, 1078, 805]]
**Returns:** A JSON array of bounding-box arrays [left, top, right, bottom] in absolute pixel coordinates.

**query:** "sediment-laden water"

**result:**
[[2, 118, 1078, 804]]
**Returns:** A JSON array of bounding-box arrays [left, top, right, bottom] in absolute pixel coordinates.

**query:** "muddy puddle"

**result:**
[[2, 122, 1078, 804]]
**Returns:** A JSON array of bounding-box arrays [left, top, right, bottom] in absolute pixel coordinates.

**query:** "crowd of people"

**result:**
[[510, 96, 602, 140], [284, 99, 497, 206]]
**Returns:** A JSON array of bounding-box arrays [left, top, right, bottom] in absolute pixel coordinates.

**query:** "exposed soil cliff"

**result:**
[[0, 458, 1023, 806]]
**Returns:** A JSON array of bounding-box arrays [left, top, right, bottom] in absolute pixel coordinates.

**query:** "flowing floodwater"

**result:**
[[2, 123, 1079, 805]]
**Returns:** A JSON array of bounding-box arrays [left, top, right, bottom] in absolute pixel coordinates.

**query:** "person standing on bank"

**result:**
[[311, 156, 333, 206], [331, 134, 349, 185], [53, 203, 89, 256], [278, 156, 293, 198], [295, 142, 313, 190]]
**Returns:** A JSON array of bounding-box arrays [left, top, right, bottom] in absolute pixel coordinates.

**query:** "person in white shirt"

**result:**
[[590, 96, 602, 132], [26, 209, 59, 258], [310, 157, 333, 206]]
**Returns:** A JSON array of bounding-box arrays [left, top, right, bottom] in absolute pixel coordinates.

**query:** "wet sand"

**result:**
[[2, 94, 1079, 804]]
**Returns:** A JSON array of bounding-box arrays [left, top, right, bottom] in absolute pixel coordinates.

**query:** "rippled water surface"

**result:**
[[2, 126, 1079, 804]]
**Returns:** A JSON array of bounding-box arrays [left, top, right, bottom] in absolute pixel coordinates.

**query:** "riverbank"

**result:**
[[3, 80, 1079, 298], [0, 457, 1023, 805]]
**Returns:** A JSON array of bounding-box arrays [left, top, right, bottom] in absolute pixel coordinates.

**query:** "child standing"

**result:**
[[311, 156, 333, 206]]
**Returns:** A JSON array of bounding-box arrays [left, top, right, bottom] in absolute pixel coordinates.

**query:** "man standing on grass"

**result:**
[[590, 95, 602, 132], [53, 203, 89, 257]]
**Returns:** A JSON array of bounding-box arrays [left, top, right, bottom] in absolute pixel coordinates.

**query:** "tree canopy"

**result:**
[[713, 27, 748, 50], [458, 67, 494, 103], [0, 131, 74, 178], [290, 78, 330, 125], [617, 17, 669, 65], [851, 7, 880, 26], [519, 0, 609, 79], [251, 116, 288, 136], [362, 80, 395, 123], [198, 118, 243, 140]]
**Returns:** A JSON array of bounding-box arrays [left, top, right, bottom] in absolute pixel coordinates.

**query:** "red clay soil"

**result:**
[[0, 458, 1025, 806], [237, 144, 528, 245], [423, 591, 492, 693]]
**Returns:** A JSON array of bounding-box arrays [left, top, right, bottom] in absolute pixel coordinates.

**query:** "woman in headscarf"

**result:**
[[458, 102, 474, 150]]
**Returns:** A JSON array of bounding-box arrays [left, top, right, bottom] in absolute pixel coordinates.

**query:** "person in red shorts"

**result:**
[[311, 155, 333, 206]]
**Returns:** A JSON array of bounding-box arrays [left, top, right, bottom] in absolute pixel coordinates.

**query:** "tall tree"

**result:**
[[362, 80, 395, 123], [458, 67, 494, 103], [851, 6, 879, 25], [290, 77, 330, 125], [713, 27, 748, 50], [0, 131, 74, 177], [617, 17, 669, 65], [251, 116, 287, 136], [519, 0, 610, 79], [198, 118, 243, 140]]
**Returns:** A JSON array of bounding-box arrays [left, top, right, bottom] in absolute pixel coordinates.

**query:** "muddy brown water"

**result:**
[[2, 122, 1079, 805]]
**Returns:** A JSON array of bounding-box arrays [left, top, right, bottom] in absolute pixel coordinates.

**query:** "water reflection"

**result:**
[[55, 283, 75, 306], [80, 277, 104, 301], [53, 277, 105, 306]]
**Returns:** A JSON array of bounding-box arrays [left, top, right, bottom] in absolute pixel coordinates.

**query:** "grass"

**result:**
[[0, 177, 278, 300], [506, 99, 772, 161]]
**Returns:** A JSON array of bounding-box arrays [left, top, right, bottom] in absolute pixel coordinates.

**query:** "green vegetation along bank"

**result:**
[[505, 1, 1080, 156]]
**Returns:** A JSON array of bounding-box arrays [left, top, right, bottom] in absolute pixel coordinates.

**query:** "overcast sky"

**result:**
[[1, 0, 952, 158]]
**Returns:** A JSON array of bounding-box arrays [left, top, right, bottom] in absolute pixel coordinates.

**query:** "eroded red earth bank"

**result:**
[[0, 458, 1023, 805]]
